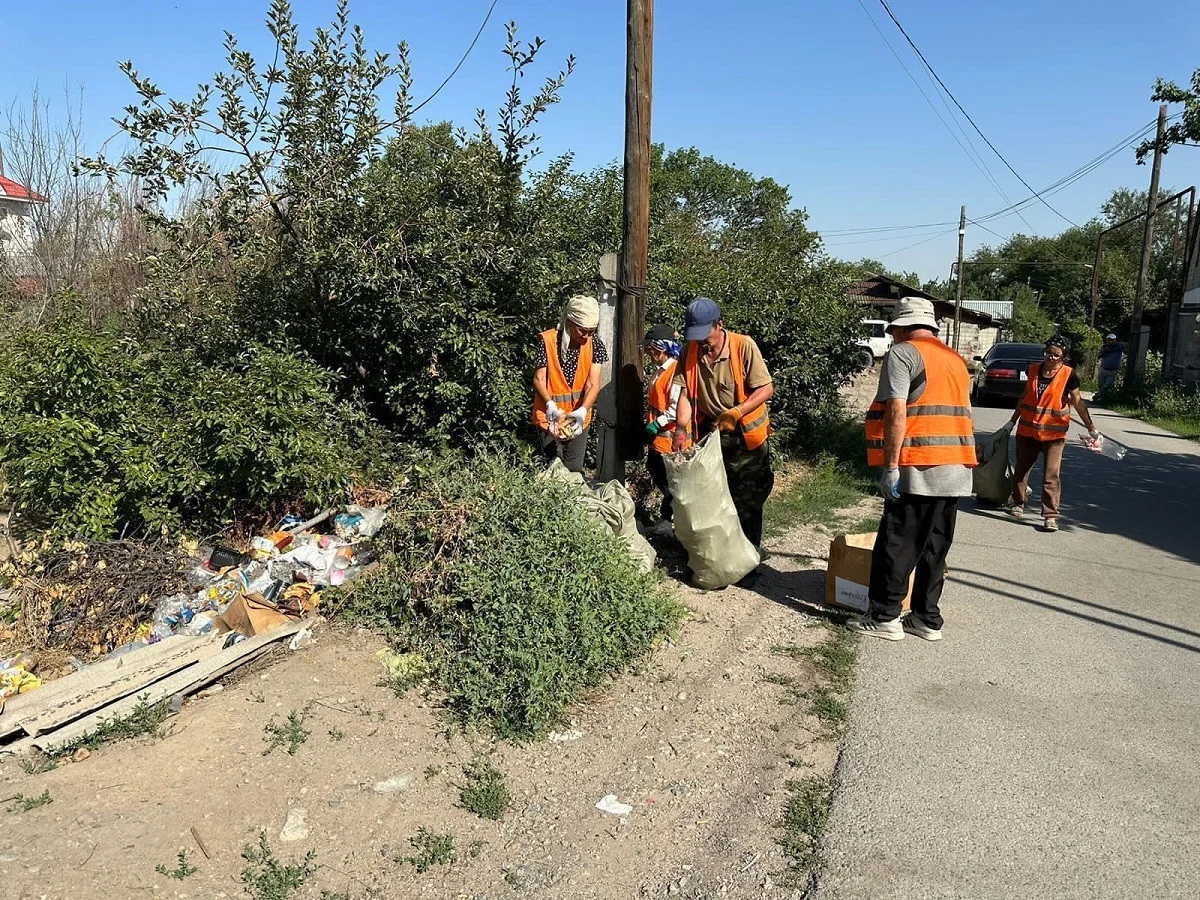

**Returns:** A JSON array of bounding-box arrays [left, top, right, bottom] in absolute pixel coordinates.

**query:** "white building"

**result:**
[[0, 174, 47, 277]]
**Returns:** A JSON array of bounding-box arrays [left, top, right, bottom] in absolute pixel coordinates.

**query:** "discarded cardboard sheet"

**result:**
[[214, 593, 293, 637]]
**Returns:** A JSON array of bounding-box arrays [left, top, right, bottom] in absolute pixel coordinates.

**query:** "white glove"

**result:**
[[566, 407, 588, 428], [1088, 429, 1100, 440], [545, 400, 563, 423], [879, 467, 900, 501]]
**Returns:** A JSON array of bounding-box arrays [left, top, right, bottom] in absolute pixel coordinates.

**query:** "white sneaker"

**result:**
[[648, 518, 674, 537], [901, 614, 943, 642], [846, 615, 904, 641], [1043, 517, 1058, 532]]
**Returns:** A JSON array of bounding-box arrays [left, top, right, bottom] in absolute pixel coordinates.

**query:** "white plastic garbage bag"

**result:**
[[973, 422, 1014, 505], [543, 461, 657, 572], [663, 433, 760, 589]]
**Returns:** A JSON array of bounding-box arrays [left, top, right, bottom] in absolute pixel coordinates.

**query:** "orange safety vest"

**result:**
[[865, 336, 976, 468], [532, 328, 594, 431], [646, 359, 679, 454], [682, 332, 771, 450], [1016, 363, 1072, 441]]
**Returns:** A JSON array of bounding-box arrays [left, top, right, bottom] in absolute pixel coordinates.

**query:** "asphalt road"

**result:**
[[817, 402, 1200, 900]]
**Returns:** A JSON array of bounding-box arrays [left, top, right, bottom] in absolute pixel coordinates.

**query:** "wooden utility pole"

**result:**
[[616, 0, 654, 467], [1128, 103, 1169, 380], [953, 206, 966, 351]]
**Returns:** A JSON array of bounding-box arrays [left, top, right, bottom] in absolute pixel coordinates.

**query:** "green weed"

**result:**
[[5, 789, 52, 813], [800, 635, 858, 689], [396, 827, 456, 873], [806, 686, 849, 733], [424, 764, 443, 780], [332, 457, 684, 740], [156, 849, 198, 880], [240, 832, 316, 900], [460, 759, 511, 820], [20, 754, 58, 775], [51, 695, 172, 758], [764, 457, 869, 538], [779, 776, 831, 880], [263, 705, 312, 756], [328, 727, 345, 742]]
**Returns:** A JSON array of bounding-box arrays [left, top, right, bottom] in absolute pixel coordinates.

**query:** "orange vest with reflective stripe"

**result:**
[[682, 332, 771, 450], [532, 328, 594, 430], [646, 359, 679, 454], [865, 336, 976, 468], [1016, 363, 1072, 441]]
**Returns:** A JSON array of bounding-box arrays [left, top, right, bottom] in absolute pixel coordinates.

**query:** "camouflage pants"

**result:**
[[719, 431, 774, 548]]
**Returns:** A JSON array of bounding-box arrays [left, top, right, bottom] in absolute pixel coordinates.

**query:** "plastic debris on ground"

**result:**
[[595, 794, 633, 816], [0, 657, 42, 712], [124, 502, 388, 649]]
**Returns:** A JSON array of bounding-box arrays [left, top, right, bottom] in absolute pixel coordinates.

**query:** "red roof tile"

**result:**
[[0, 175, 47, 202]]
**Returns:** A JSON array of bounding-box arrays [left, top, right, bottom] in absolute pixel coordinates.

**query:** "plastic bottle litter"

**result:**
[[1079, 433, 1127, 461], [150, 593, 206, 640]]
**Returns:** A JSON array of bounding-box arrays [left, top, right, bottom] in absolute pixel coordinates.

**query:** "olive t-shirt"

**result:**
[[672, 333, 772, 419]]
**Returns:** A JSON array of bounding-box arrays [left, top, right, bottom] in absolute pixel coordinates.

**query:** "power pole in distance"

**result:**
[[617, 0, 653, 468], [953, 206, 966, 351], [1128, 102, 1168, 381]]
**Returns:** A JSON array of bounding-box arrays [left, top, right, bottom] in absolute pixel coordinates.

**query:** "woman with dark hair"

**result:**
[[1007, 334, 1099, 531]]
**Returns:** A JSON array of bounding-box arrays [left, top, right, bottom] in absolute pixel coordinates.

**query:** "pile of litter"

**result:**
[[0, 503, 387, 756], [145, 504, 386, 645]]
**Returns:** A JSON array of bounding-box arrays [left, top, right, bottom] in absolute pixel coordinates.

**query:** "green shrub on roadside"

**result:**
[[0, 318, 375, 538], [331, 455, 683, 739]]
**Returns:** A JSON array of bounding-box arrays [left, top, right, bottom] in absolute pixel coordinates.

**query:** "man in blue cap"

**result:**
[[672, 297, 775, 550]]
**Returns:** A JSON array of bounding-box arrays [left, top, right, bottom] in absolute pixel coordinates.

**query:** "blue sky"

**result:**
[[2, 0, 1197, 281]]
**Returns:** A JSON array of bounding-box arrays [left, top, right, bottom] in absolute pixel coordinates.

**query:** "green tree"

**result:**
[[1136, 66, 1200, 161]]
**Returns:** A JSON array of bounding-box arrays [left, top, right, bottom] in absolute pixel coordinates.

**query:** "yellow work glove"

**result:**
[[715, 407, 741, 432]]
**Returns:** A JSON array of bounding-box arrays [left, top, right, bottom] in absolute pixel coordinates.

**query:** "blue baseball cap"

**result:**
[[683, 296, 721, 341]]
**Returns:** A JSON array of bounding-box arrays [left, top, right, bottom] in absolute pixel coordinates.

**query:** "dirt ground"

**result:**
[[1, 498, 879, 900]]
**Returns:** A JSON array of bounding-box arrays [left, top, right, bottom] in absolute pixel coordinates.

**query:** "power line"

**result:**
[[408, 0, 499, 118], [852, 0, 1014, 206], [821, 116, 1165, 240], [876, 0, 1079, 228], [875, 228, 962, 259]]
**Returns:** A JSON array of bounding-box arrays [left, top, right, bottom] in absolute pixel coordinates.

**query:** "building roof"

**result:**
[[0, 175, 47, 203], [848, 273, 993, 327]]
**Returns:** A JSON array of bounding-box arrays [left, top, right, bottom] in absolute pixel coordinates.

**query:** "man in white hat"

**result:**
[[851, 297, 976, 642], [1096, 333, 1125, 401], [532, 295, 607, 473]]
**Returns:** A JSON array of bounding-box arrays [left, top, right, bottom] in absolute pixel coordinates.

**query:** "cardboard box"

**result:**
[[214, 593, 293, 638], [825, 533, 912, 614]]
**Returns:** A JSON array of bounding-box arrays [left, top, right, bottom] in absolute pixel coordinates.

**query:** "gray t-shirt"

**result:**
[[874, 342, 974, 498]]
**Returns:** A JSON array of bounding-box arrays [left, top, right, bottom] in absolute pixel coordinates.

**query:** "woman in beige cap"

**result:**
[[532, 295, 607, 473]]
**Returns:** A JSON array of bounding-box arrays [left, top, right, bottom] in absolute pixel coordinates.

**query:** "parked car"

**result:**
[[972, 342, 1045, 406], [856, 319, 892, 370]]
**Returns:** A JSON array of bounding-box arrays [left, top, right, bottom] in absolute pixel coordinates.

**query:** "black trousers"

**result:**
[[868, 495, 959, 628], [646, 449, 673, 521], [539, 429, 588, 474]]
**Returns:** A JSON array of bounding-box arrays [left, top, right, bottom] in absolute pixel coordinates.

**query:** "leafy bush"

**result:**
[[0, 318, 374, 538], [1104, 362, 1200, 434], [331, 455, 683, 739]]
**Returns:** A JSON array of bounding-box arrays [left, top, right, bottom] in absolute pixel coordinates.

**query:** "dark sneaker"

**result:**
[[902, 614, 943, 642], [846, 615, 904, 641]]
